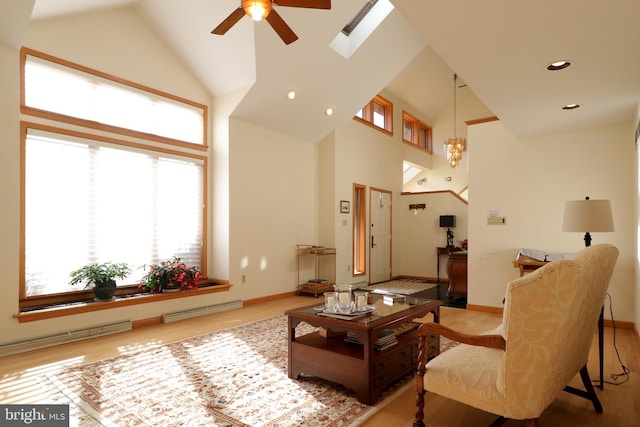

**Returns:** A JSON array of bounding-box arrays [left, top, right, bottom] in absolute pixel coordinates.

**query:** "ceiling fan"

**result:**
[[212, 0, 331, 45]]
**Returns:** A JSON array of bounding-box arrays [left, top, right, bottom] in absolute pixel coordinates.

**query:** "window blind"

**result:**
[[24, 130, 204, 297]]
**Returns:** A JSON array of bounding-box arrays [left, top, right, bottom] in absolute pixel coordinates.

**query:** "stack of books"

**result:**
[[383, 294, 405, 305], [344, 329, 398, 351]]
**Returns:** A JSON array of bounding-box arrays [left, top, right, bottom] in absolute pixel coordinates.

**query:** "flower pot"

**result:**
[[93, 279, 117, 301], [162, 288, 181, 293]]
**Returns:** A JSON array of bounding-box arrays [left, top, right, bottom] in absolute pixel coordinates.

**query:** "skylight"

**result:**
[[403, 161, 424, 185], [342, 0, 379, 36], [330, 0, 394, 59]]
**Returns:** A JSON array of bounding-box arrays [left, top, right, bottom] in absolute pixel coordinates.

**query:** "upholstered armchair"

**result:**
[[414, 243, 619, 427]]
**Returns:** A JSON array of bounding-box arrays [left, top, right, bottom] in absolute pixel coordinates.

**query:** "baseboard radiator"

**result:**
[[0, 320, 132, 357], [162, 300, 243, 323]]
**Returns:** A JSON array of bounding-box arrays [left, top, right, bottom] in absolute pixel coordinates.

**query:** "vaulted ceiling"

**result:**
[[4, 0, 640, 143]]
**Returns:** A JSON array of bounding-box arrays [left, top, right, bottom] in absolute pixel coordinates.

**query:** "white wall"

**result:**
[[228, 118, 319, 298], [468, 120, 636, 322], [635, 103, 640, 335], [397, 192, 468, 279], [331, 90, 418, 284], [413, 86, 494, 194], [328, 88, 479, 285], [0, 44, 22, 345]]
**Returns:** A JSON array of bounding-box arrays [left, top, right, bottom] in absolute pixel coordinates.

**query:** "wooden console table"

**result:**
[[436, 247, 463, 284], [512, 256, 606, 390], [286, 296, 442, 404], [446, 251, 467, 298]]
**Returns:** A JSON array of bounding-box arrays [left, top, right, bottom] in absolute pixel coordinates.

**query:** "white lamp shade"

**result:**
[[562, 199, 614, 232]]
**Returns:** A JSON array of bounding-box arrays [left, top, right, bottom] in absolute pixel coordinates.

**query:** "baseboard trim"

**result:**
[[244, 291, 297, 306], [466, 304, 635, 329], [465, 304, 503, 314], [605, 319, 635, 329]]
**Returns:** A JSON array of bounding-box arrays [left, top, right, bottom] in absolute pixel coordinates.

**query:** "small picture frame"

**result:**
[[340, 200, 350, 214]]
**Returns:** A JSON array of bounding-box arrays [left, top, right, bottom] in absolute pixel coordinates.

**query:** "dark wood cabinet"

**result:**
[[446, 250, 467, 298]]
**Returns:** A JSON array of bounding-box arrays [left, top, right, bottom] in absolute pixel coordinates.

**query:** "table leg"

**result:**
[[436, 254, 440, 299]]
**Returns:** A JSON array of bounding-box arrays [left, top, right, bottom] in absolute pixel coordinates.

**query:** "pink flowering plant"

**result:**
[[139, 257, 202, 293]]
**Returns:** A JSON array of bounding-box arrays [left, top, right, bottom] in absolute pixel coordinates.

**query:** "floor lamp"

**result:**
[[562, 196, 614, 390]]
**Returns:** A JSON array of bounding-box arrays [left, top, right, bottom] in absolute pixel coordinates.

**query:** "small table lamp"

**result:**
[[562, 197, 614, 247], [440, 215, 456, 248]]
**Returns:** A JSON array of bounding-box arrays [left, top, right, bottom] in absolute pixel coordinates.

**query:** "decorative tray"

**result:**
[[315, 306, 375, 320]]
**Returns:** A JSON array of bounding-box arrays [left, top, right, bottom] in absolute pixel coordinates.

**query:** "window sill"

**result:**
[[13, 283, 232, 323], [402, 140, 433, 154]]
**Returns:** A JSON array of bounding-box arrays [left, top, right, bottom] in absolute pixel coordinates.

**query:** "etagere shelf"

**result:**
[[295, 244, 336, 297]]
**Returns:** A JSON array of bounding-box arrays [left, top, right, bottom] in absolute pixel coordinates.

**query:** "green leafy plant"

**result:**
[[69, 262, 132, 288], [139, 257, 201, 293]]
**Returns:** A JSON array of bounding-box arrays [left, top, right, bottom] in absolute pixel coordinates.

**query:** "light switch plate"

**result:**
[[487, 216, 506, 225]]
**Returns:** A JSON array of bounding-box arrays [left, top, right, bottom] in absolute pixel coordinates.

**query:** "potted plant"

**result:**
[[140, 257, 202, 293], [69, 262, 132, 301]]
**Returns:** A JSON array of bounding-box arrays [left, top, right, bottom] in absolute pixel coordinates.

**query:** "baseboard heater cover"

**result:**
[[162, 300, 243, 323], [0, 320, 132, 357]]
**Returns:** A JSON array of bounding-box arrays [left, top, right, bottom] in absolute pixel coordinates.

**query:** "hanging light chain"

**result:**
[[453, 73, 458, 139]]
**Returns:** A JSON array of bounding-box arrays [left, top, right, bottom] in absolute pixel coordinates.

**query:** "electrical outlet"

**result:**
[[487, 216, 507, 225]]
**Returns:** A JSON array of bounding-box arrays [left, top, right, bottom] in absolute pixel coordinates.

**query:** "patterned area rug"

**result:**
[[361, 279, 438, 295], [45, 315, 438, 427]]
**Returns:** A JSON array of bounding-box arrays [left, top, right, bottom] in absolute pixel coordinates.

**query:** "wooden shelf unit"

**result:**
[[296, 244, 336, 297]]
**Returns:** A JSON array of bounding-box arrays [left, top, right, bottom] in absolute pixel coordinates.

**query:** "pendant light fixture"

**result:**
[[444, 73, 466, 168]]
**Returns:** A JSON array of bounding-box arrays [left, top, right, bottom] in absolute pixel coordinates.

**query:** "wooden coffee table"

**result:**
[[285, 294, 441, 405]]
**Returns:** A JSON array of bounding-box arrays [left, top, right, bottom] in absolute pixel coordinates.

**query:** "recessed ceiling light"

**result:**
[[325, 107, 334, 116], [562, 103, 580, 110], [286, 90, 296, 100], [547, 60, 571, 71]]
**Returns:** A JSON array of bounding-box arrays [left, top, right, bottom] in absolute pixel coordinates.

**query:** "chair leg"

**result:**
[[563, 364, 603, 413], [413, 334, 428, 427], [488, 416, 507, 427], [489, 416, 538, 427]]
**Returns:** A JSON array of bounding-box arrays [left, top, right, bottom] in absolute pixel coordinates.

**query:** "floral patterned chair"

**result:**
[[414, 243, 619, 427]]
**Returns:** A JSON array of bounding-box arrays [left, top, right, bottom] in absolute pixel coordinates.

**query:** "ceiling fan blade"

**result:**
[[211, 7, 246, 35], [274, 0, 331, 9], [265, 9, 299, 44]]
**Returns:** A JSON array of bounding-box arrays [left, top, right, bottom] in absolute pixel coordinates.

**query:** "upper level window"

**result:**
[[354, 95, 393, 135], [22, 48, 207, 148], [402, 111, 432, 153]]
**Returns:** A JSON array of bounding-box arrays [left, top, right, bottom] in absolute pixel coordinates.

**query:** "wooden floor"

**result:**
[[0, 295, 638, 426]]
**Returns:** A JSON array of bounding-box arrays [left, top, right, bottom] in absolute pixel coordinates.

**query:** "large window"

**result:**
[[20, 48, 208, 304], [354, 95, 393, 135]]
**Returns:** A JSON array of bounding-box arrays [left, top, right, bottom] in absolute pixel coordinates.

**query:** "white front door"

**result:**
[[369, 189, 392, 284]]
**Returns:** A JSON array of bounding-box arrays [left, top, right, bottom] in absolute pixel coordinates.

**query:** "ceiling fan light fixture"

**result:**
[[243, 0, 271, 21]]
